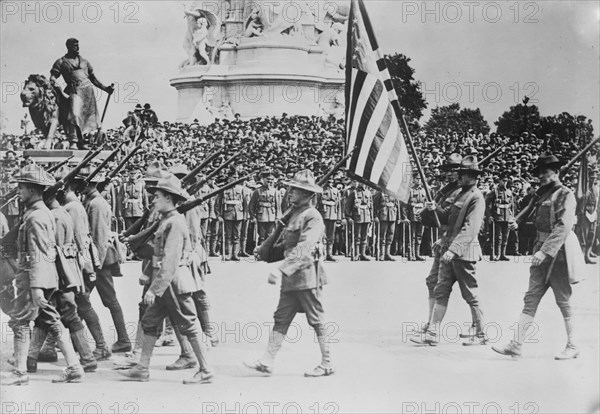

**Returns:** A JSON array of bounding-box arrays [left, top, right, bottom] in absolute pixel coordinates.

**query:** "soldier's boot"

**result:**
[[244, 330, 285, 375], [499, 244, 509, 261], [111, 314, 132, 353], [359, 242, 370, 261], [51, 325, 85, 383], [1, 325, 30, 386], [492, 313, 532, 357], [167, 329, 198, 371], [410, 304, 447, 346], [71, 329, 97, 372], [305, 334, 335, 377], [384, 244, 395, 261], [198, 309, 218, 347], [353, 242, 360, 261], [183, 333, 214, 384], [555, 317, 580, 360], [80, 305, 111, 361], [462, 306, 487, 346], [231, 243, 241, 262], [209, 237, 218, 257], [325, 243, 336, 262], [38, 336, 58, 362], [414, 242, 425, 261], [112, 323, 141, 370], [117, 334, 155, 382], [238, 238, 249, 257], [26, 327, 48, 373]]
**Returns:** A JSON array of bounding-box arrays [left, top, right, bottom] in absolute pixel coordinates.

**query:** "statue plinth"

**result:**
[[170, 35, 345, 122]]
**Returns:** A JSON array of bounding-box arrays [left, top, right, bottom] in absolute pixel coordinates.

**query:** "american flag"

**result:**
[[345, 0, 412, 202]]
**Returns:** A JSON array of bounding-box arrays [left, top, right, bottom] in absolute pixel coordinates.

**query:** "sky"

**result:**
[[1, 0, 599, 134]]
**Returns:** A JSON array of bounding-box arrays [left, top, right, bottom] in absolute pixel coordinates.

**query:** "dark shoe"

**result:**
[[230, 256, 241, 262], [93, 347, 112, 361], [166, 356, 197, 371], [52, 366, 84, 383], [499, 255, 510, 261], [238, 251, 250, 258], [1, 370, 29, 386], [117, 365, 149, 382], [324, 255, 336, 262], [26, 357, 37, 373], [358, 255, 370, 262], [463, 334, 488, 346], [183, 369, 214, 384], [489, 256, 498, 261], [415, 255, 426, 261], [243, 360, 273, 375], [111, 340, 132, 353], [492, 340, 522, 357], [81, 359, 98, 372], [384, 254, 396, 262], [410, 331, 438, 346], [38, 348, 58, 362], [304, 365, 335, 377]]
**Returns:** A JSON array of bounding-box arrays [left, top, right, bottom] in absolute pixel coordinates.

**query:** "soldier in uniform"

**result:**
[[239, 177, 255, 257], [118, 175, 213, 384], [193, 173, 213, 247], [215, 171, 246, 261], [317, 178, 342, 262], [416, 154, 463, 333], [373, 190, 401, 261], [411, 156, 487, 346], [245, 170, 333, 377], [345, 182, 373, 261], [402, 176, 427, 261], [486, 171, 515, 261], [119, 168, 147, 231], [249, 170, 282, 245], [517, 180, 540, 255], [76, 166, 131, 353], [100, 172, 119, 232], [2, 165, 84, 385], [493, 154, 581, 360], [578, 168, 599, 264]]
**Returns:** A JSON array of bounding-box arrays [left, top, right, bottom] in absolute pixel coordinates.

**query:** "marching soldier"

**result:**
[[215, 171, 246, 261], [373, 190, 401, 261], [76, 166, 131, 353], [2, 164, 84, 385], [402, 176, 427, 261], [317, 178, 342, 262], [119, 168, 147, 231], [486, 171, 515, 261], [249, 170, 282, 245], [245, 170, 333, 377], [345, 181, 373, 261], [412, 156, 488, 346], [118, 175, 213, 384], [493, 154, 581, 360]]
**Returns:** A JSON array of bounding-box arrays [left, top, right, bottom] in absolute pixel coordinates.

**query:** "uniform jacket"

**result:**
[[421, 181, 461, 230], [402, 187, 427, 222], [119, 179, 147, 218], [242, 185, 254, 220], [437, 184, 485, 262], [83, 190, 118, 267], [276, 204, 327, 293], [215, 185, 246, 221], [317, 186, 342, 221], [17, 200, 59, 289], [373, 191, 401, 222], [345, 187, 373, 223], [149, 210, 197, 297], [486, 187, 515, 222], [63, 194, 95, 276], [50, 205, 83, 290], [249, 186, 281, 222], [533, 182, 576, 259], [101, 182, 117, 217], [194, 184, 214, 220]]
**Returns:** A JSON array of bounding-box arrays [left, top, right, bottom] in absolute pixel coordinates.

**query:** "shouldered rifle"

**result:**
[[97, 140, 145, 193], [127, 172, 254, 255], [82, 143, 124, 186], [181, 148, 224, 187], [255, 148, 356, 263], [186, 150, 242, 195], [47, 155, 74, 173], [44, 149, 101, 202], [479, 142, 508, 167]]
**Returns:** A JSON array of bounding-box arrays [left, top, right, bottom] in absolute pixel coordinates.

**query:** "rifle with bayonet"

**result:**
[[181, 148, 224, 187], [186, 150, 242, 195], [80, 143, 124, 187], [255, 148, 357, 263], [97, 140, 145, 193]]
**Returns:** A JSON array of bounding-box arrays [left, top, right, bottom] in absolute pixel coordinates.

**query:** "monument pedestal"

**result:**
[[170, 36, 345, 122]]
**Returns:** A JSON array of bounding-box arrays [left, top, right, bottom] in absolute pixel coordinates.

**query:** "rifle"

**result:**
[[47, 155, 74, 174], [43, 150, 100, 202], [127, 173, 254, 254], [97, 140, 145, 193], [181, 148, 224, 187], [186, 150, 242, 195], [82, 143, 124, 186], [479, 142, 508, 167], [560, 136, 600, 178], [255, 149, 356, 263]]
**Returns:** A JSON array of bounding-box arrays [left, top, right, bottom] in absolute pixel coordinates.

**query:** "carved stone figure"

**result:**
[[181, 2, 223, 67]]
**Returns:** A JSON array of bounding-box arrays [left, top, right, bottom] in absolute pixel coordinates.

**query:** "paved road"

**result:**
[[1, 257, 599, 413]]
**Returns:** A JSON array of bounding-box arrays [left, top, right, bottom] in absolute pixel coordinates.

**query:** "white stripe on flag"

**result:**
[[348, 73, 378, 158], [355, 86, 390, 176], [370, 113, 399, 181]]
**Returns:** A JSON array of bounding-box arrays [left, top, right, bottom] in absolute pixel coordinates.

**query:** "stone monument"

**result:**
[[170, 0, 349, 123]]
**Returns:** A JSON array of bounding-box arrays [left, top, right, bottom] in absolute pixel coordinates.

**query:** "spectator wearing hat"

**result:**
[[2, 164, 84, 386], [118, 175, 213, 384], [249, 170, 282, 245], [494, 153, 581, 360], [316, 178, 343, 262], [413, 156, 488, 346], [344, 181, 373, 261], [245, 170, 333, 377], [485, 170, 516, 261]]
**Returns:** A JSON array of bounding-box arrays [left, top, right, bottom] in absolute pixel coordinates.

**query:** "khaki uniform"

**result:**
[[249, 186, 282, 244]]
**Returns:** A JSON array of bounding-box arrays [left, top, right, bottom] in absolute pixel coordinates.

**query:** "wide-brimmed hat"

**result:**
[[531, 153, 565, 174], [144, 161, 170, 182], [439, 153, 463, 171], [147, 175, 190, 201], [283, 169, 322, 194], [12, 164, 55, 186], [456, 156, 486, 175]]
